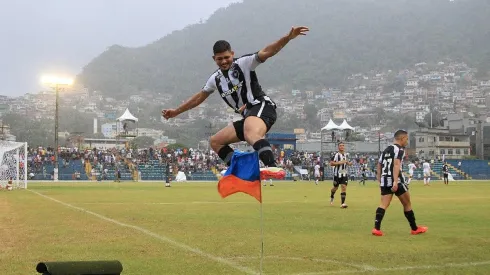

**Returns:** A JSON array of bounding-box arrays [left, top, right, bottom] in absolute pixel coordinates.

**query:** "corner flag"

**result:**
[[218, 151, 262, 203]]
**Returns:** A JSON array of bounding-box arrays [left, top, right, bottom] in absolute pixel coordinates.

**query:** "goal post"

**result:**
[[0, 141, 28, 189]]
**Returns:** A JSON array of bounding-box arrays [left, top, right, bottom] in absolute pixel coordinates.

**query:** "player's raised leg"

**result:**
[[209, 124, 241, 166], [243, 115, 285, 179], [398, 190, 428, 235], [243, 115, 274, 167]]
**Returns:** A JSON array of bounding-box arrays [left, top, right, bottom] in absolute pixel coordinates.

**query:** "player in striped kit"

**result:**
[[162, 26, 309, 180], [329, 142, 352, 208], [372, 130, 427, 236]]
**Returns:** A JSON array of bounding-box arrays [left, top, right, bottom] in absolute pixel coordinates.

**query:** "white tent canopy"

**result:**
[[321, 119, 340, 131], [338, 119, 355, 130], [117, 108, 139, 122], [175, 171, 187, 182]]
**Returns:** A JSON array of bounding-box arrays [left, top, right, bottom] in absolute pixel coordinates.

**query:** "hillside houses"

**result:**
[[2, 61, 489, 145]]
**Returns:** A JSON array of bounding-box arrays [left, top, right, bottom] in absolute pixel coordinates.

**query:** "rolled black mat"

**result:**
[[36, 260, 123, 275]]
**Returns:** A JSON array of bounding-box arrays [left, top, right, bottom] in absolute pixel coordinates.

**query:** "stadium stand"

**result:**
[[26, 147, 490, 181]]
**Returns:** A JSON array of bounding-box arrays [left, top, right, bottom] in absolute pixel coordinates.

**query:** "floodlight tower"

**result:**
[[41, 75, 74, 181]]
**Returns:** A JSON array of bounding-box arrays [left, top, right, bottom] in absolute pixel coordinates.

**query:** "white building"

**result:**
[[101, 122, 121, 138]]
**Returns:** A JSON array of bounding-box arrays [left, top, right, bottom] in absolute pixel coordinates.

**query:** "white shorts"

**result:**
[[423, 170, 430, 177], [314, 172, 320, 178]]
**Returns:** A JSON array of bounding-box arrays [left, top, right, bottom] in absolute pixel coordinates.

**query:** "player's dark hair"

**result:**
[[394, 129, 408, 139], [338, 142, 344, 146], [213, 40, 231, 55]]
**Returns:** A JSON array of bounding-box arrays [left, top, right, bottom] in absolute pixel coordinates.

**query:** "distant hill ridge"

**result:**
[[77, 0, 490, 99]]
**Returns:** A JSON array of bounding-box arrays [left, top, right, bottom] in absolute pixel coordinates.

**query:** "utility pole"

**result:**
[[0, 121, 9, 140], [54, 84, 60, 181], [478, 119, 484, 160], [378, 131, 381, 157], [205, 122, 213, 152], [430, 112, 433, 128], [472, 114, 485, 160]]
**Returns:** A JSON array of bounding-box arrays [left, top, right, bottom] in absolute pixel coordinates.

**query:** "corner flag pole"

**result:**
[[259, 183, 264, 275]]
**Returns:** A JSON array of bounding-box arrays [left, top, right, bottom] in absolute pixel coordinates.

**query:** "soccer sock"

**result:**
[[408, 178, 412, 184], [423, 178, 427, 185], [427, 178, 431, 184], [374, 207, 386, 230], [330, 191, 336, 201], [253, 139, 276, 167], [217, 145, 234, 166], [404, 210, 418, 231], [341, 192, 346, 204]]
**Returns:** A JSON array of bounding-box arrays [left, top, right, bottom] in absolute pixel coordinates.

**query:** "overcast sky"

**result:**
[[0, 0, 240, 97]]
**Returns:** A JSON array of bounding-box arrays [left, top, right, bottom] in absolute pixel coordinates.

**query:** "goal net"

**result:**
[[0, 141, 28, 189]]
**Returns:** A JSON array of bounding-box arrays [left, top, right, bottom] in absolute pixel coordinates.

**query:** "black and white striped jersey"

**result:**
[[378, 144, 405, 187], [331, 152, 348, 178], [202, 52, 269, 115], [442, 164, 449, 174]]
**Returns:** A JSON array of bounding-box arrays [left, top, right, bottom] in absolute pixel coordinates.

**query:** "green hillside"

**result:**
[[77, 0, 490, 99]]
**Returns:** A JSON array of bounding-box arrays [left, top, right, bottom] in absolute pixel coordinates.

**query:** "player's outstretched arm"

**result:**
[[257, 26, 309, 62], [162, 91, 210, 120]]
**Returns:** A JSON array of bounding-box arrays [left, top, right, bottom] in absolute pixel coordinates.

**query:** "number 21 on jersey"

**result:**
[[382, 159, 392, 176]]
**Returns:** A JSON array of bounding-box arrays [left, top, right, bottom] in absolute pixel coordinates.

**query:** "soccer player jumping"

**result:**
[[372, 130, 428, 236], [162, 26, 309, 179]]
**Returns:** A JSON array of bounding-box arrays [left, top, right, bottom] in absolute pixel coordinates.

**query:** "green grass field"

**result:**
[[1, 180, 490, 275]]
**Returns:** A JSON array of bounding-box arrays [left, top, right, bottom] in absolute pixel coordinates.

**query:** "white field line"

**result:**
[[292, 260, 490, 275], [29, 190, 259, 275], [231, 256, 375, 271], [231, 256, 490, 275]]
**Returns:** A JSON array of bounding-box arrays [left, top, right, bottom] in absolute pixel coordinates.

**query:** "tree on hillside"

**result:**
[[303, 104, 321, 129], [166, 143, 189, 150], [2, 113, 55, 146], [424, 111, 443, 128], [373, 107, 386, 124], [132, 136, 155, 149]]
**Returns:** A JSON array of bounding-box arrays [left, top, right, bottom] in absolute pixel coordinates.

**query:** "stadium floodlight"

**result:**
[[40, 74, 74, 181], [41, 75, 74, 86]]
